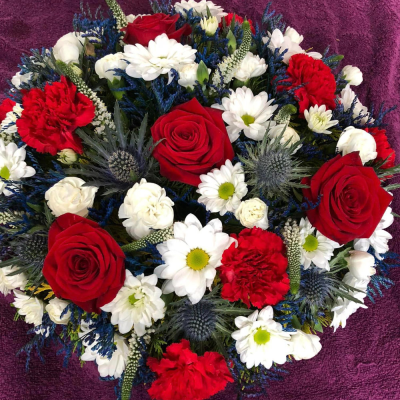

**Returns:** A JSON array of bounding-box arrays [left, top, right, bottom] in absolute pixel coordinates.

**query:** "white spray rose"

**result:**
[[13, 290, 44, 326], [119, 179, 174, 240], [346, 250, 376, 280], [284, 26, 304, 44], [234, 52, 267, 82], [0, 266, 27, 296], [268, 124, 302, 154], [342, 65, 363, 86], [337, 126, 377, 164], [53, 32, 85, 64], [200, 16, 219, 36], [235, 198, 269, 229], [45, 177, 98, 218], [290, 330, 322, 361], [177, 63, 210, 89], [57, 149, 78, 165], [95, 53, 128, 82], [45, 298, 71, 325]]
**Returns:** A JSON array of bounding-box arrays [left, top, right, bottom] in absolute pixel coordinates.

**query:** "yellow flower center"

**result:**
[[254, 328, 271, 345], [128, 294, 139, 306], [186, 248, 210, 271], [218, 182, 235, 200], [303, 234, 319, 252], [241, 114, 255, 126], [0, 166, 10, 180]]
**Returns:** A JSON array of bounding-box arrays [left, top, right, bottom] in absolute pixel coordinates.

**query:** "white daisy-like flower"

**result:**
[[231, 306, 293, 369], [174, 0, 227, 22], [339, 84, 373, 125], [101, 271, 165, 336], [12, 290, 44, 326], [212, 87, 278, 142], [304, 104, 339, 134], [155, 214, 236, 304], [354, 206, 393, 259], [299, 218, 341, 271], [0, 139, 36, 196], [234, 52, 267, 82], [0, 266, 27, 296], [197, 160, 248, 215], [124, 34, 197, 81]]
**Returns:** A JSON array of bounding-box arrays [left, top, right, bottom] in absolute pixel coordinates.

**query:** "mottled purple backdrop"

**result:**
[[0, 0, 400, 399]]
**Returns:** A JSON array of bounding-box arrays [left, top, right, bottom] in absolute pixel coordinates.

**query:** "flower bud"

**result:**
[[57, 148, 78, 165], [200, 16, 219, 36], [290, 330, 322, 361], [342, 65, 363, 86], [346, 250, 376, 280]]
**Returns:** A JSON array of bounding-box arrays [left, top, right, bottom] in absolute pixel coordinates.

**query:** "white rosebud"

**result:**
[[346, 250, 376, 280], [45, 298, 71, 325], [177, 63, 209, 90], [342, 65, 363, 86], [0, 266, 27, 296], [290, 330, 322, 360], [268, 124, 302, 154], [119, 178, 174, 239], [53, 32, 85, 65], [235, 198, 269, 229], [200, 16, 219, 36], [304, 104, 339, 134], [12, 290, 44, 326], [45, 177, 98, 218], [95, 53, 128, 82], [234, 52, 267, 82], [57, 149, 78, 165], [11, 71, 33, 89], [284, 26, 304, 44], [337, 126, 377, 164]]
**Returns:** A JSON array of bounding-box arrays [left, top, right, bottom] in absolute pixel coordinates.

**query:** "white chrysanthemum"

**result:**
[[0, 103, 23, 145], [119, 179, 174, 240], [0, 140, 36, 196], [101, 271, 165, 336], [124, 34, 197, 81], [234, 198, 269, 229], [354, 206, 393, 259], [234, 52, 267, 82], [155, 214, 236, 304], [267, 124, 302, 154], [79, 324, 129, 379], [197, 160, 248, 215], [45, 298, 71, 325], [95, 52, 128, 81], [174, 0, 227, 22], [330, 272, 369, 332], [232, 306, 293, 369], [339, 84, 373, 125], [12, 290, 44, 326], [299, 218, 341, 271], [212, 87, 278, 142], [304, 104, 339, 134], [290, 330, 322, 361], [0, 266, 27, 296]]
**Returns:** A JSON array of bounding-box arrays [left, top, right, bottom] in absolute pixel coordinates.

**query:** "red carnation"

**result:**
[[218, 228, 290, 308], [17, 76, 95, 155], [365, 127, 396, 169], [0, 98, 16, 121], [280, 54, 336, 116], [147, 339, 233, 400], [221, 13, 256, 34], [122, 13, 191, 46]]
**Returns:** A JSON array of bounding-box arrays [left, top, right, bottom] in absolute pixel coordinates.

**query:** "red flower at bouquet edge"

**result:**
[[218, 227, 290, 308], [147, 339, 233, 400], [366, 127, 396, 169], [0, 98, 16, 121], [220, 13, 256, 34]]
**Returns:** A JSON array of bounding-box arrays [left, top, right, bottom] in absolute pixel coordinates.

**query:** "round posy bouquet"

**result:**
[[1, 0, 399, 399]]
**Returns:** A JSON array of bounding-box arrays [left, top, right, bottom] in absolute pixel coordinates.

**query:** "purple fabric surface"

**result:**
[[1, 0, 400, 399]]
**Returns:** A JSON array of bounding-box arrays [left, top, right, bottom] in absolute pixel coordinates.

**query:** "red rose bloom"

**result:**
[[147, 339, 233, 400], [365, 127, 396, 169], [218, 228, 290, 308], [42, 213, 126, 313], [221, 13, 256, 34], [281, 54, 336, 116], [151, 98, 234, 186], [17, 76, 95, 155], [122, 13, 191, 46], [0, 98, 16, 121], [302, 152, 393, 245]]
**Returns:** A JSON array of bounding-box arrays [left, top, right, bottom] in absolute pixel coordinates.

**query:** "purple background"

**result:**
[[1, 0, 400, 399]]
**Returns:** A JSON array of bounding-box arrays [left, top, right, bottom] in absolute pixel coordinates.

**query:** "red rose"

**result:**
[[0, 98, 16, 122], [218, 227, 290, 308], [281, 54, 336, 116], [221, 13, 256, 34], [147, 339, 233, 400], [365, 127, 396, 169], [16, 76, 95, 155], [302, 152, 393, 245], [151, 98, 234, 186], [43, 213, 126, 313], [122, 13, 192, 46]]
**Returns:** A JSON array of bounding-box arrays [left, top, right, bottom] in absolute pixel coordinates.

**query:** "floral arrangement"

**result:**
[[0, 0, 399, 399]]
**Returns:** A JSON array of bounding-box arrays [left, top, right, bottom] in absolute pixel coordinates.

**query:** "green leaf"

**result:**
[[226, 30, 237, 54], [27, 202, 43, 213], [313, 320, 324, 333], [196, 60, 210, 85], [27, 225, 46, 234], [206, 5, 212, 18], [384, 183, 400, 192], [291, 315, 302, 330]]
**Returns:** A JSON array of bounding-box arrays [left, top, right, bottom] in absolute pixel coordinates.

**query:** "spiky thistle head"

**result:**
[[239, 128, 310, 199]]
